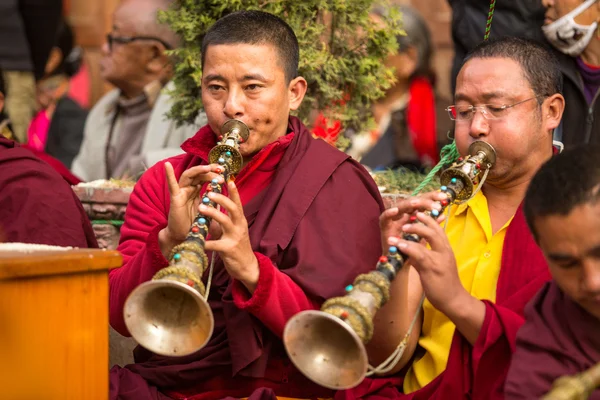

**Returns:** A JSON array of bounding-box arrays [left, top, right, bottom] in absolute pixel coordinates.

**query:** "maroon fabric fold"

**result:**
[[109, 117, 384, 399], [0, 136, 96, 247], [336, 205, 551, 400], [505, 281, 600, 399]]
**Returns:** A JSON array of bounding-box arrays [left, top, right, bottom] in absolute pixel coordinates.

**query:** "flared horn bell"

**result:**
[[283, 310, 368, 390], [124, 280, 214, 357]]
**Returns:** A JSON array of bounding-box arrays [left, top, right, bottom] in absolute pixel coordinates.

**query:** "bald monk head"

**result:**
[[100, 0, 179, 98]]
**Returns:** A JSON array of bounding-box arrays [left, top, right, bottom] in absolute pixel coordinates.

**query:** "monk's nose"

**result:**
[[581, 261, 600, 295]]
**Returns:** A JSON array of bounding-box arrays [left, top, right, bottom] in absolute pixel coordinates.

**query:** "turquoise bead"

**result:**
[[173, 253, 181, 261], [202, 197, 210, 204], [198, 217, 207, 225], [389, 246, 398, 254], [451, 177, 457, 184], [345, 285, 353, 292]]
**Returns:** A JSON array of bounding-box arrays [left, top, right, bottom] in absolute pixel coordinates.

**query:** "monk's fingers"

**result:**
[[402, 212, 449, 252], [207, 220, 223, 240], [226, 180, 244, 212], [165, 162, 180, 197], [388, 238, 429, 270], [380, 207, 410, 226], [392, 193, 447, 218], [179, 165, 223, 188], [198, 203, 234, 232], [205, 191, 244, 223]]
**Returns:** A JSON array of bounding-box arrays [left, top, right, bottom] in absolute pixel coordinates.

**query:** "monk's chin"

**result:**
[[580, 300, 600, 320]]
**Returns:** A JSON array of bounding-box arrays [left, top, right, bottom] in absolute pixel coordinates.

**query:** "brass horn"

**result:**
[[123, 119, 249, 357], [283, 141, 497, 390], [542, 362, 600, 400]]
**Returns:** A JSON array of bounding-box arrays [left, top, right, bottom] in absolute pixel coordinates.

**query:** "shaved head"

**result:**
[[114, 0, 179, 49]]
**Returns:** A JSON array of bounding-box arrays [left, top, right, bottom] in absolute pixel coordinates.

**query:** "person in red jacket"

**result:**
[[504, 144, 600, 399], [339, 36, 566, 400], [108, 10, 384, 400]]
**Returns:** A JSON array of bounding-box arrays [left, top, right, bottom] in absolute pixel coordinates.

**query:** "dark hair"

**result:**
[[524, 144, 600, 239], [47, 20, 82, 78], [462, 37, 562, 104], [201, 10, 299, 82]]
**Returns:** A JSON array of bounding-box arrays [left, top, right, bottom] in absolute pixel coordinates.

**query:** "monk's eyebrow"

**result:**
[[454, 91, 512, 103], [242, 73, 269, 82], [203, 74, 225, 82], [547, 252, 576, 262]]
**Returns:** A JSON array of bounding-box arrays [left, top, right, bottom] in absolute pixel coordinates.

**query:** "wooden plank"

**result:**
[[0, 249, 121, 280], [0, 270, 110, 400]]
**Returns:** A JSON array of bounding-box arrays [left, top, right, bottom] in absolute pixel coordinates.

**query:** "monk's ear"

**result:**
[[543, 93, 565, 132], [288, 76, 307, 111]]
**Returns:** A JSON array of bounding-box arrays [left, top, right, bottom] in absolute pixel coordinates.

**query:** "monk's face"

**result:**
[[534, 201, 600, 320], [454, 57, 560, 186], [201, 43, 307, 161]]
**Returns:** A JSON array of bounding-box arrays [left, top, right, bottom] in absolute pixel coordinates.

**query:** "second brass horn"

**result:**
[[283, 141, 496, 390], [123, 119, 249, 357]]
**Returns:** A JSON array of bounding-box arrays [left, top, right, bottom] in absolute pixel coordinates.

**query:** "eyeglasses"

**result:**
[[106, 33, 173, 51], [446, 96, 544, 121]]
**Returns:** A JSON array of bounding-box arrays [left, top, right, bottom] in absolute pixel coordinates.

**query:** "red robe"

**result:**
[[0, 136, 96, 247], [504, 281, 600, 399], [335, 205, 551, 400], [109, 117, 384, 400]]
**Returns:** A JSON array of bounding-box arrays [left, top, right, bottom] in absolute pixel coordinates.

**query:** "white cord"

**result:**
[[203, 204, 220, 301]]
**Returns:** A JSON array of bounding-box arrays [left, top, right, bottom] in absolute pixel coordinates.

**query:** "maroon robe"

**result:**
[[335, 205, 552, 400], [0, 136, 96, 247], [505, 281, 600, 399], [109, 117, 384, 400]]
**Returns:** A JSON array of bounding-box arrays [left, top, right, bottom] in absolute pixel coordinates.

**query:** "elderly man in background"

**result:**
[[72, 0, 204, 182]]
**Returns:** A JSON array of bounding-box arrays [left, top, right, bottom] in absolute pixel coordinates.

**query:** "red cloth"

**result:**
[[109, 117, 384, 400], [336, 205, 551, 400], [21, 144, 82, 185], [504, 281, 600, 399], [0, 136, 95, 247], [406, 77, 439, 165]]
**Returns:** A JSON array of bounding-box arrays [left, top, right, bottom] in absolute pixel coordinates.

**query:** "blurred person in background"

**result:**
[[345, 5, 452, 172], [0, 0, 62, 143], [26, 19, 87, 170], [542, 0, 600, 147], [0, 71, 96, 247], [448, 0, 546, 92], [71, 0, 205, 182]]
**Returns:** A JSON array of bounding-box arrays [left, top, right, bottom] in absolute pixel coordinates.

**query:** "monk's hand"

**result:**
[[201, 180, 259, 293], [159, 162, 223, 257], [379, 191, 448, 254], [388, 211, 467, 317]]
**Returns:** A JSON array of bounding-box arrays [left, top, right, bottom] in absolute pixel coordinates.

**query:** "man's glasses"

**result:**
[[106, 33, 173, 51], [446, 96, 544, 121]]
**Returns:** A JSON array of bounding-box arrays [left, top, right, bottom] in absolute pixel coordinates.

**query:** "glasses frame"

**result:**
[[446, 95, 545, 121], [106, 33, 173, 51]]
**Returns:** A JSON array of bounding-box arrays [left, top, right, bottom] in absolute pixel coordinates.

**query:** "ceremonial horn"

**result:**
[[123, 120, 249, 357], [283, 141, 497, 389]]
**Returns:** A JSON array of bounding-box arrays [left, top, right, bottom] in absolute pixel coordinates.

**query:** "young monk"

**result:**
[[108, 10, 383, 400], [504, 144, 600, 399], [339, 36, 566, 400]]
